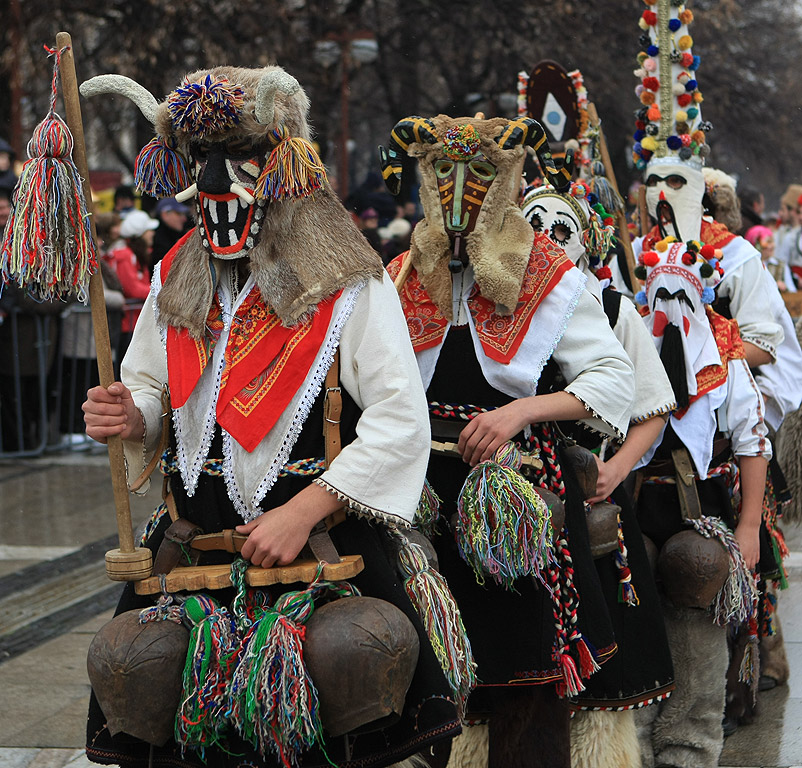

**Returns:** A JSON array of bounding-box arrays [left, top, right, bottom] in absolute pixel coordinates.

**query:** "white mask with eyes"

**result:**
[[521, 190, 589, 267]]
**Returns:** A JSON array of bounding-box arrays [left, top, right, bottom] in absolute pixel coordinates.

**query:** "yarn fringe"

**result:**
[[134, 136, 192, 198], [455, 441, 553, 589], [397, 536, 477, 718], [414, 478, 442, 537], [689, 515, 759, 626], [738, 616, 760, 702], [255, 127, 326, 201], [614, 513, 640, 606], [0, 47, 97, 302]]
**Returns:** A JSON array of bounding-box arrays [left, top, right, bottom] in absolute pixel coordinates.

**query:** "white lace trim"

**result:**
[[228, 282, 365, 522], [313, 478, 412, 530], [740, 334, 776, 360], [572, 392, 627, 443], [534, 273, 584, 390], [631, 401, 677, 425]]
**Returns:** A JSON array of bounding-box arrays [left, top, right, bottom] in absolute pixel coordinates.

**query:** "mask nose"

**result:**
[[197, 146, 232, 195], [659, 190, 666, 201]]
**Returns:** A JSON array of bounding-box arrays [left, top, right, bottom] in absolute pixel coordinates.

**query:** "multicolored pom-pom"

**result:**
[[134, 136, 192, 198], [168, 75, 245, 138]]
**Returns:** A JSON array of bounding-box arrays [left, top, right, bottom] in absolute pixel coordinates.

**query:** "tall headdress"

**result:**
[[632, 0, 712, 172]]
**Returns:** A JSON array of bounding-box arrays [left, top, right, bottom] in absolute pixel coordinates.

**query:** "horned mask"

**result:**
[[81, 66, 381, 336], [379, 115, 571, 318]]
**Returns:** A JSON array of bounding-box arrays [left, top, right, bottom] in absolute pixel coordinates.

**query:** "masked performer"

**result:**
[[630, 234, 771, 768], [80, 66, 464, 768], [522, 180, 675, 768], [381, 114, 635, 768]]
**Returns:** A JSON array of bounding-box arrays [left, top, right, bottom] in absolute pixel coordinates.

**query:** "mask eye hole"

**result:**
[[551, 220, 573, 245], [529, 213, 543, 232], [435, 160, 455, 178], [666, 174, 687, 189], [645, 174, 660, 187], [468, 160, 497, 181]]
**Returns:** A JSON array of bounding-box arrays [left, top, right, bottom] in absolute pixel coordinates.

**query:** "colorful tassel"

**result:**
[[689, 516, 759, 626], [455, 441, 553, 589], [739, 615, 760, 702], [139, 580, 184, 625], [615, 513, 640, 606], [397, 536, 477, 717], [414, 478, 442, 536], [168, 74, 244, 138], [0, 45, 97, 302], [134, 136, 191, 198], [176, 594, 240, 753], [255, 126, 327, 201]]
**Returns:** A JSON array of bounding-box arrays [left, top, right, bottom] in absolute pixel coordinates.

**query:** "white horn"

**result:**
[[80, 75, 159, 126], [230, 183, 255, 205], [175, 183, 198, 203], [255, 70, 301, 127]]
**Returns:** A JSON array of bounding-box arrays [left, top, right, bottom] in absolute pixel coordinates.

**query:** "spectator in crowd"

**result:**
[[150, 197, 192, 267], [738, 185, 764, 234], [113, 185, 136, 219], [746, 224, 795, 293], [104, 209, 157, 360], [345, 171, 397, 224], [775, 184, 802, 262], [0, 137, 17, 192], [378, 215, 412, 266], [358, 207, 382, 254]]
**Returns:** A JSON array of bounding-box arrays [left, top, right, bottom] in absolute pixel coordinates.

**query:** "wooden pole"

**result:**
[[586, 102, 640, 292], [638, 184, 651, 239], [56, 32, 152, 581]]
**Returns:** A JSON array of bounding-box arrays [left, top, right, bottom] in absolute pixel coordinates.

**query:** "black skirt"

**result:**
[[86, 387, 460, 768]]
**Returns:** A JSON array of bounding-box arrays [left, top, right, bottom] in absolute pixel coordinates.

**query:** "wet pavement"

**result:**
[[0, 450, 801, 767]]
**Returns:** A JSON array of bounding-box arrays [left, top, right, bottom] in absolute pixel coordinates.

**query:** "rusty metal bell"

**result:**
[[562, 443, 599, 501], [586, 501, 621, 558], [657, 529, 730, 609], [304, 596, 419, 737], [87, 610, 189, 746]]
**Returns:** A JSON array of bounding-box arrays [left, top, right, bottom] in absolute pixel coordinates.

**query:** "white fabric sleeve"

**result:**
[[120, 293, 169, 493], [315, 272, 430, 527], [553, 290, 636, 441], [718, 255, 784, 361], [614, 297, 676, 424], [721, 358, 772, 461]]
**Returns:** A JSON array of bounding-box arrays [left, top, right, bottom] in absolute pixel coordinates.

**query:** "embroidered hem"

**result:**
[[740, 333, 776, 361], [570, 392, 627, 443], [313, 477, 413, 530], [630, 401, 677, 425]]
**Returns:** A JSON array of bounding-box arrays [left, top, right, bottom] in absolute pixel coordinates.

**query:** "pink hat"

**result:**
[[744, 225, 773, 247]]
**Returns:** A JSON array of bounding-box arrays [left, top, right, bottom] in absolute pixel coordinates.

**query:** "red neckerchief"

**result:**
[[161, 235, 340, 452], [642, 219, 737, 251], [674, 307, 746, 418], [388, 233, 573, 364]]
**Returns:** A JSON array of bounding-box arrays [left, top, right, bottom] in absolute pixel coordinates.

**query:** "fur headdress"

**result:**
[[81, 66, 381, 335], [379, 114, 570, 319]]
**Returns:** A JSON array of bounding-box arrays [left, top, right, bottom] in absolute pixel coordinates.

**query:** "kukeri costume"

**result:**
[[80, 66, 465, 768], [380, 114, 635, 767]]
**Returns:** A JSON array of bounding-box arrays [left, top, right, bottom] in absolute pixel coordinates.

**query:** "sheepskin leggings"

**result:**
[[488, 686, 571, 768], [636, 606, 727, 768]]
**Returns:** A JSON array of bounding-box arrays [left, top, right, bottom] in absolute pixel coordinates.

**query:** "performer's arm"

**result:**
[[735, 455, 766, 571]]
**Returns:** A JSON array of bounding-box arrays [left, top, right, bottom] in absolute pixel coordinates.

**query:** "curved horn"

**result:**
[[379, 117, 438, 196], [496, 117, 573, 193], [255, 70, 301, 126], [80, 75, 159, 126]]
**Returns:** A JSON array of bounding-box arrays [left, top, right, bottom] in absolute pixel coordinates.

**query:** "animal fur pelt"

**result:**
[[650, 606, 728, 768], [408, 115, 534, 320], [761, 605, 790, 686], [157, 183, 383, 336], [776, 317, 802, 522], [446, 725, 488, 768], [570, 710, 642, 768], [389, 756, 431, 768]]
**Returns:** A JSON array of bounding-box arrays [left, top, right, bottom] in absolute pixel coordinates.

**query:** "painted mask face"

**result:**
[[523, 193, 587, 265], [189, 137, 270, 260], [435, 153, 497, 236], [645, 162, 705, 242]]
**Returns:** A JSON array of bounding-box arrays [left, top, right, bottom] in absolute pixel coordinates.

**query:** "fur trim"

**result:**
[[156, 65, 312, 143], [407, 115, 534, 320], [760, 612, 790, 685], [445, 724, 488, 768], [157, 185, 382, 335], [571, 710, 642, 768], [388, 756, 431, 768]]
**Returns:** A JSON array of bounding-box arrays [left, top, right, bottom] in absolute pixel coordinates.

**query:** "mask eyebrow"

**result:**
[[555, 210, 580, 230]]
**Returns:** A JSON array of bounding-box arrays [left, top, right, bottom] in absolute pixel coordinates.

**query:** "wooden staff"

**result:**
[[586, 102, 640, 292], [56, 31, 152, 581], [638, 184, 651, 238]]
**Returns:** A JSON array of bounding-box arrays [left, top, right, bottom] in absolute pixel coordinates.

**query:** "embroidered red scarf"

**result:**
[[161, 242, 340, 452], [388, 233, 574, 364]]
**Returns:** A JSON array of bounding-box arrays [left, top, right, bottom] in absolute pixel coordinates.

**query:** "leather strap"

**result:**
[[129, 385, 171, 493], [672, 447, 702, 521], [152, 517, 203, 575], [323, 351, 342, 468]]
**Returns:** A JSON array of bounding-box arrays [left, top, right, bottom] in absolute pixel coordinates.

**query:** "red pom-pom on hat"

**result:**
[[700, 244, 715, 259], [595, 266, 612, 280], [642, 10, 657, 24], [643, 251, 660, 267], [677, 93, 693, 107], [643, 76, 660, 91]]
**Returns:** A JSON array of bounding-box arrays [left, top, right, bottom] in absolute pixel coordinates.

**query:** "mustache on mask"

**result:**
[[660, 322, 689, 410]]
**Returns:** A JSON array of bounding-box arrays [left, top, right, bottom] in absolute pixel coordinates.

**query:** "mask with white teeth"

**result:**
[[80, 66, 383, 335]]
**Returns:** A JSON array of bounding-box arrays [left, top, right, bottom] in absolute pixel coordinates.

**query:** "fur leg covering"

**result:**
[[634, 705, 658, 768], [725, 626, 756, 727], [761, 607, 790, 686], [389, 756, 431, 768], [570, 710, 642, 768], [489, 686, 570, 768], [651, 606, 727, 768], [446, 725, 488, 768]]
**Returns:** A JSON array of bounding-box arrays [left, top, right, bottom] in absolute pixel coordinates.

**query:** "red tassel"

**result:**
[[574, 636, 600, 679]]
